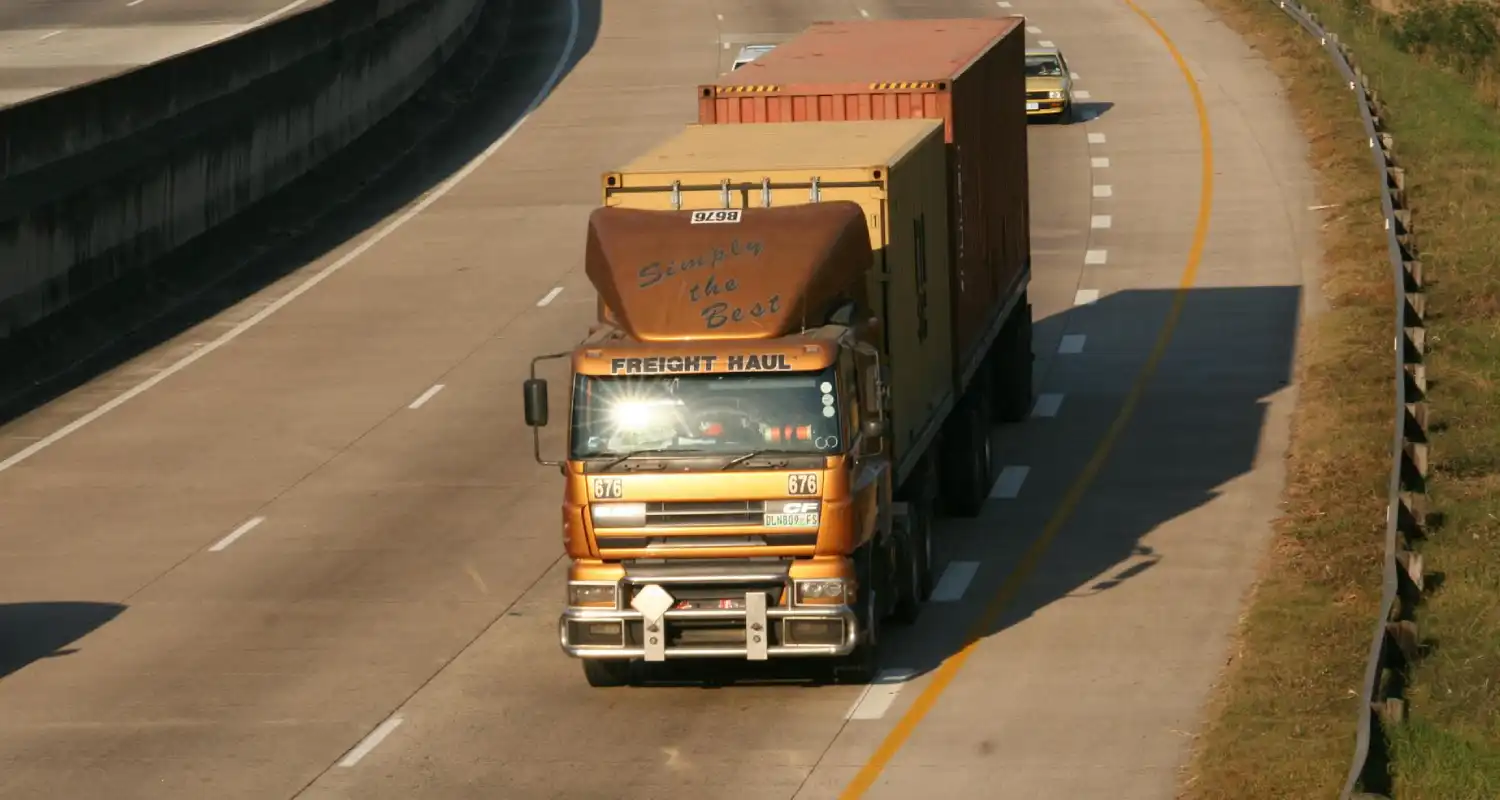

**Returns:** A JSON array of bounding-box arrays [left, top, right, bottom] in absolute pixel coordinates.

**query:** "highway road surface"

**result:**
[[0, 0, 1322, 797], [0, 0, 327, 107]]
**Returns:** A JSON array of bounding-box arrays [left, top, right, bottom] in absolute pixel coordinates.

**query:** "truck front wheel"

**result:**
[[892, 495, 934, 624], [833, 547, 880, 684], [582, 659, 634, 688]]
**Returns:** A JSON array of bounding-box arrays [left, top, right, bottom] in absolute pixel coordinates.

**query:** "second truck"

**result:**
[[521, 17, 1033, 686]]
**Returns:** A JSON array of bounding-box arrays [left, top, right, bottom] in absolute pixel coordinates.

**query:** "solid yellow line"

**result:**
[[837, 2, 1215, 796]]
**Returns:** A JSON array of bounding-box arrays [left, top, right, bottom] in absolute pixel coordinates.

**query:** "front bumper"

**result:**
[[560, 590, 860, 661], [1026, 99, 1067, 115]]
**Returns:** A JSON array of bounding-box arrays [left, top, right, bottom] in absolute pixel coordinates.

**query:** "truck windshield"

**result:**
[[570, 367, 843, 459]]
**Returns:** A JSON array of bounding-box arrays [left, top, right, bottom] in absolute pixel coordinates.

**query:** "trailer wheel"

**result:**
[[940, 388, 992, 517], [581, 659, 634, 688], [892, 493, 933, 624], [993, 298, 1035, 423]]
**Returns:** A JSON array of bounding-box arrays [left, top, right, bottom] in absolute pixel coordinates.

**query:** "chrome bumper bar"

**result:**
[[559, 595, 860, 661]]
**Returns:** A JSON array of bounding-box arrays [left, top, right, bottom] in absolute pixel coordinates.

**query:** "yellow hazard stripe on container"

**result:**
[[714, 85, 781, 94], [869, 81, 940, 90]]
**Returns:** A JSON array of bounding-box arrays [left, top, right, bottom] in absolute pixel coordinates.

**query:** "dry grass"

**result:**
[[1172, 1, 1392, 798], [1176, 0, 1500, 797]]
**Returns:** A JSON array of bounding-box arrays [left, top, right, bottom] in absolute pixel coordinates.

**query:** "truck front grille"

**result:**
[[645, 500, 765, 528]]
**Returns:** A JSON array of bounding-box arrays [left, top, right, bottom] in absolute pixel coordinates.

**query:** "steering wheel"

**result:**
[[687, 402, 768, 436]]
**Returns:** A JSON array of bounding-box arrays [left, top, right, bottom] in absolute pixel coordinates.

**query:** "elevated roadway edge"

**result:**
[[0, 0, 330, 108]]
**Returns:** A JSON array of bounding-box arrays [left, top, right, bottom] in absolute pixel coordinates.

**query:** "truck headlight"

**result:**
[[568, 582, 618, 608], [1049, 90, 1063, 99], [591, 502, 646, 528], [795, 579, 847, 605]]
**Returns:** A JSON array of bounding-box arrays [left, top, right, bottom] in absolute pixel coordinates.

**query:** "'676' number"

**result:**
[[787, 473, 819, 496], [591, 477, 623, 499]]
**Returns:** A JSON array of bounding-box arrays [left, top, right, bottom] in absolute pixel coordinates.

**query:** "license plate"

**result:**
[[765, 512, 819, 528], [1026, 102, 1039, 110]]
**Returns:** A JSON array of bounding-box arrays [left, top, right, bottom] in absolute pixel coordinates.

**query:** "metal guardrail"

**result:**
[[1261, 3, 1432, 798]]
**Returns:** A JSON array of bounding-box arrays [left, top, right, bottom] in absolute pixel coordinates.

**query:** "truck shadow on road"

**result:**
[[626, 284, 1300, 690], [0, 602, 126, 682], [0, 0, 604, 430], [884, 283, 1303, 685]]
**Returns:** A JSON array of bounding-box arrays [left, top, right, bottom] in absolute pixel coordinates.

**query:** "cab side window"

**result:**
[[840, 353, 862, 444]]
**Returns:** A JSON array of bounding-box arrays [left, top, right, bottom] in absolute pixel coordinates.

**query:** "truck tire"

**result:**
[[993, 297, 1035, 423], [833, 546, 880, 684], [939, 387, 993, 518], [582, 659, 634, 688], [891, 494, 933, 624]]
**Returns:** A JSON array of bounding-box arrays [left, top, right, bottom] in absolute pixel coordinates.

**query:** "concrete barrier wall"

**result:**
[[0, 0, 492, 338]]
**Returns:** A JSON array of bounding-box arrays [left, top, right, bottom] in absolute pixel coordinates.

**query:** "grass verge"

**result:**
[[1176, 0, 1500, 798], [1171, 0, 1390, 795]]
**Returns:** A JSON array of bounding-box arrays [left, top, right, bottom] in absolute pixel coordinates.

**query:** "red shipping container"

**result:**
[[697, 17, 1030, 390]]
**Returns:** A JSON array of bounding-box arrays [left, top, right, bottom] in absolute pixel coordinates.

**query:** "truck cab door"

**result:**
[[842, 349, 888, 550]]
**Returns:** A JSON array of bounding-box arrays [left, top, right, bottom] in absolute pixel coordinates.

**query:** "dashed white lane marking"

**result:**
[[1088, 132, 1107, 144], [0, 0, 585, 476], [338, 715, 405, 767], [1092, 156, 1110, 168], [127, 0, 145, 6], [1073, 89, 1092, 99], [1091, 215, 1112, 229], [1026, 25, 1041, 33], [859, 8, 870, 17], [1093, 185, 1113, 198], [38, 30, 62, 40], [931, 562, 981, 602], [1085, 249, 1108, 265], [1039, 39, 1054, 47], [1074, 288, 1101, 305], [408, 384, 445, 410], [716, 12, 723, 20], [997, 1, 1012, 7], [209, 517, 265, 552], [1031, 393, 1065, 418], [989, 466, 1031, 499], [1058, 334, 1087, 354], [846, 669, 916, 720], [537, 286, 565, 306], [1071, 71, 1081, 79]]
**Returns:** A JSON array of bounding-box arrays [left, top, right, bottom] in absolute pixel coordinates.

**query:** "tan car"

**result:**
[[1025, 46, 1073, 122]]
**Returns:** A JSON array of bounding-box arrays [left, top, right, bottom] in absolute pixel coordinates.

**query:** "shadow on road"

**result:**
[[617, 284, 1299, 689], [0, 0, 605, 429], [0, 602, 126, 681], [888, 283, 1302, 681], [1074, 100, 1114, 121]]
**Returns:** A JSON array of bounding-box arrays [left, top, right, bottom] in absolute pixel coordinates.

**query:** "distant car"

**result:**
[[1025, 47, 1074, 122], [732, 44, 776, 71]]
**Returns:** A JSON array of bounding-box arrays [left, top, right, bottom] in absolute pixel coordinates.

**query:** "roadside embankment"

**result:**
[[0, 0, 489, 341], [1179, 0, 1500, 796]]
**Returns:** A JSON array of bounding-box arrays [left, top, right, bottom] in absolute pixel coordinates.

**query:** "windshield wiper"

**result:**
[[720, 449, 794, 470], [596, 447, 706, 472]]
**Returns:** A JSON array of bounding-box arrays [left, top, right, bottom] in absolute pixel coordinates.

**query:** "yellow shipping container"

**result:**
[[600, 119, 955, 481]]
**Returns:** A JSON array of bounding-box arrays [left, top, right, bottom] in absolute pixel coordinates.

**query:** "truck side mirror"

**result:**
[[523, 378, 549, 427], [862, 419, 885, 439]]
